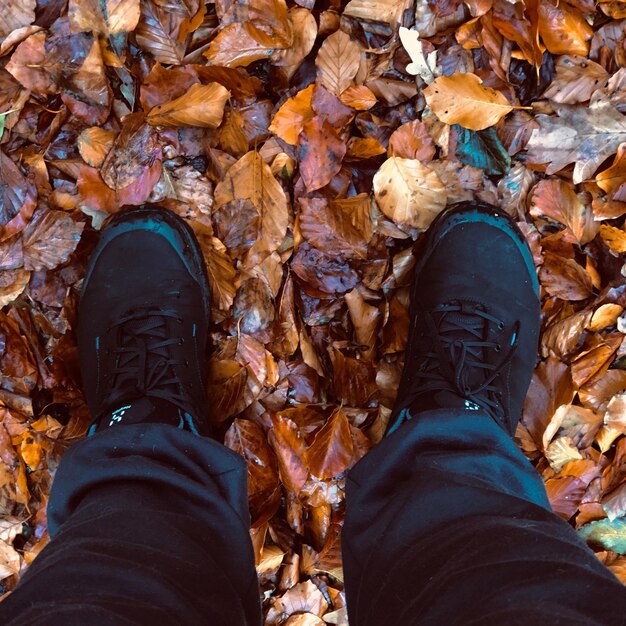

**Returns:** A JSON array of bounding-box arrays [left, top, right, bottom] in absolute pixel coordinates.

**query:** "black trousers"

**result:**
[[1, 410, 625, 625]]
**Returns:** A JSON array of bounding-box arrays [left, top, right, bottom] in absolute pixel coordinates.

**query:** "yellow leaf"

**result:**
[[204, 22, 273, 68], [269, 84, 314, 145], [147, 83, 230, 128], [315, 29, 361, 96], [373, 157, 447, 229], [600, 224, 626, 254], [339, 85, 377, 110], [423, 72, 514, 131]]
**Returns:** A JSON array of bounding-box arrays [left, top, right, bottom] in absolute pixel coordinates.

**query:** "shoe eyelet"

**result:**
[[497, 322, 504, 331], [179, 338, 185, 345], [495, 344, 501, 352]]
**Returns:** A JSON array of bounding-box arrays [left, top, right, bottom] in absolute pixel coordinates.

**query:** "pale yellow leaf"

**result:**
[[373, 157, 447, 229]]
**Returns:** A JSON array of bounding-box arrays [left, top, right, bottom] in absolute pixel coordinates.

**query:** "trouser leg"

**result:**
[[343, 409, 626, 626], [0, 424, 261, 626]]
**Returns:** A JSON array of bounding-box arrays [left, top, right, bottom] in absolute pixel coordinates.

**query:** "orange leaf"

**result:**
[[388, 119, 436, 162], [204, 22, 273, 68], [269, 84, 314, 145], [78, 128, 117, 168], [537, 0, 592, 56], [268, 414, 309, 494], [304, 408, 354, 480], [539, 252, 594, 301], [147, 82, 230, 128]]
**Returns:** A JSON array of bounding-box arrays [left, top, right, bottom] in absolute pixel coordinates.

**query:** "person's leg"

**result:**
[[0, 422, 261, 625], [0, 207, 261, 625], [343, 203, 626, 626]]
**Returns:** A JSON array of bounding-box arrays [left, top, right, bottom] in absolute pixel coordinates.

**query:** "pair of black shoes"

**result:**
[[78, 203, 539, 439]]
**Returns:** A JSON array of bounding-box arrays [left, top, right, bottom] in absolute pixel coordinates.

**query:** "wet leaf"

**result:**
[[69, 0, 140, 35], [268, 414, 308, 494]]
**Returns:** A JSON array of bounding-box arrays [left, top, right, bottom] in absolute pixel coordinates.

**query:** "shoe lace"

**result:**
[[405, 301, 519, 420], [104, 307, 194, 414]]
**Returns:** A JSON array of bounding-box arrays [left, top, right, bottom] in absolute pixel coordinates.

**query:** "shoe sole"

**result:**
[[417, 201, 540, 296], [81, 206, 211, 317]]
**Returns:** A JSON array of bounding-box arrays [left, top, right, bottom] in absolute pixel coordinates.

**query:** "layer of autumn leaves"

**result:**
[[2, 0, 626, 620]]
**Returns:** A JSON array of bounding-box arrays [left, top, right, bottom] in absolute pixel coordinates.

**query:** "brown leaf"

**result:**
[[22, 211, 84, 271], [539, 252, 594, 301], [579, 369, 626, 411], [315, 29, 361, 96], [147, 83, 230, 128], [596, 142, 626, 199], [0, 0, 35, 40], [345, 288, 381, 358], [225, 418, 280, 526], [529, 179, 597, 245], [273, 7, 317, 79], [245, 0, 292, 48], [214, 151, 289, 254], [298, 116, 346, 192], [543, 55, 609, 104], [0, 151, 36, 242], [135, 0, 187, 65], [304, 408, 354, 480], [339, 84, 377, 110], [423, 73, 515, 131], [207, 359, 247, 421], [6, 32, 56, 95], [204, 22, 273, 68], [523, 357, 575, 449], [268, 414, 308, 494], [203, 237, 237, 311], [388, 120, 436, 162], [298, 197, 368, 259], [329, 348, 377, 406], [269, 273, 299, 358], [68, 0, 140, 35], [291, 243, 359, 295], [571, 332, 623, 388]]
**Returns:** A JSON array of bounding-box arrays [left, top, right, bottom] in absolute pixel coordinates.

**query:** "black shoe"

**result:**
[[386, 202, 540, 437], [78, 207, 211, 435]]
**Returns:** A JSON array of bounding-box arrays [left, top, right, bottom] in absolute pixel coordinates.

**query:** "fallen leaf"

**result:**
[[0, 0, 35, 41], [304, 408, 353, 480], [268, 414, 308, 494], [147, 83, 229, 128], [204, 22, 273, 68], [539, 252, 594, 301], [77, 127, 117, 168], [68, 0, 140, 35], [315, 29, 361, 96], [373, 156, 447, 229], [269, 85, 314, 145], [527, 98, 626, 184], [388, 119, 436, 162], [579, 517, 626, 554], [423, 72, 515, 131], [298, 117, 346, 192], [543, 55, 609, 104], [399, 26, 438, 83], [214, 151, 289, 254], [529, 178, 597, 245], [538, 0, 592, 56]]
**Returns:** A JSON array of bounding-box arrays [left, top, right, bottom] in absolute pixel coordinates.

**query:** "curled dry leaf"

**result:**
[[315, 29, 361, 96], [423, 73, 515, 131], [329, 348, 377, 406], [339, 85, 377, 110], [147, 83, 230, 128], [539, 252, 594, 301], [135, 0, 187, 65], [599, 224, 626, 253], [202, 236, 237, 311], [596, 142, 626, 200], [273, 7, 317, 79], [0, 150, 37, 241], [373, 156, 447, 230], [537, 0, 592, 56]]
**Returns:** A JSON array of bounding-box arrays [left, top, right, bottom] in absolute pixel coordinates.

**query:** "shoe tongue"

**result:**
[[411, 390, 483, 415], [105, 397, 182, 429]]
